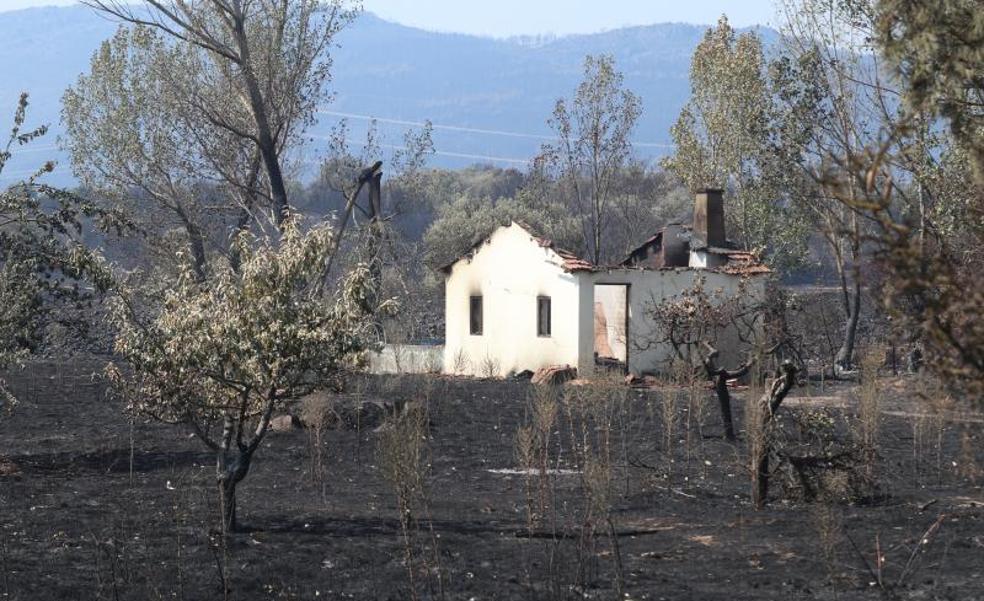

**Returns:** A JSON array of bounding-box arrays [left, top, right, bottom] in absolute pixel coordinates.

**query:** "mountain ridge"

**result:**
[[0, 6, 775, 184]]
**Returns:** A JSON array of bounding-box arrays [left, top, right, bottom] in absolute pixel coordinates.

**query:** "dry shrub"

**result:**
[[563, 380, 625, 595], [854, 347, 882, 483], [811, 502, 843, 584], [660, 385, 677, 474], [425, 350, 443, 374], [684, 380, 707, 480], [522, 384, 559, 527], [390, 344, 407, 374], [300, 394, 334, 506], [911, 375, 957, 484], [516, 384, 561, 597], [517, 378, 629, 596], [479, 354, 501, 379], [515, 424, 538, 525], [450, 348, 469, 375], [376, 402, 445, 600]]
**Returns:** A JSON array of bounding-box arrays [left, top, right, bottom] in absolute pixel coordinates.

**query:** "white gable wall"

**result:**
[[443, 223, 584, 377]]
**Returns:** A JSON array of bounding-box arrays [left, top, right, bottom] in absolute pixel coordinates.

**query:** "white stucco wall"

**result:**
[[579, 269, 768, 376], [443, 223, 585, 377], [369, 344, 444, 374]]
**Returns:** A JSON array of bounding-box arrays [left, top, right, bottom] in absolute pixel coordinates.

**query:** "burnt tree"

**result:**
[[701, 343, 753, 442], [750, 360, 798, 509]]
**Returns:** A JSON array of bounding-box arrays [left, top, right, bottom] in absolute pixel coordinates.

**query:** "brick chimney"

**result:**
[[692, 189, 726, 249]]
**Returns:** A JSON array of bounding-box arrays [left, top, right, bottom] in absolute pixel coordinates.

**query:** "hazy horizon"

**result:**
[[1, 0, 777, 37]]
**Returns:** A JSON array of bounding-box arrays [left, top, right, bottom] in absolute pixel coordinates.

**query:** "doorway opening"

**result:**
[[593, 284, 629, 372]]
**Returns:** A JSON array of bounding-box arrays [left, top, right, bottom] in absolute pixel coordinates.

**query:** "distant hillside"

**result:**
[[0, 6, 774, 185]]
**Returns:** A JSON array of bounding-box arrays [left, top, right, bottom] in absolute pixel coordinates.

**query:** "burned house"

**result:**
[[441, 189, 770, 377]]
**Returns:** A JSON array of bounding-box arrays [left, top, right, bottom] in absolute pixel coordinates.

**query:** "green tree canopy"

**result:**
[[664, 16, 811, 273]]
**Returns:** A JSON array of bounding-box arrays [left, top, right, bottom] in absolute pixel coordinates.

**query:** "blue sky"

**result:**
[[2, 0, 777, 35]]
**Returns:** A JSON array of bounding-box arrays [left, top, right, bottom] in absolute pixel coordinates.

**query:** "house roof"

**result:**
[[621, 230, 662, 264], [527, 227, 595, 272], [439, 221, 596, 274], [706, 247, 772, 275], [440, 221, 769, 276]]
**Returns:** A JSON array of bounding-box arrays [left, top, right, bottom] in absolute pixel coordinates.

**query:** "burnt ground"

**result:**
[[0, 359, 982, 601]]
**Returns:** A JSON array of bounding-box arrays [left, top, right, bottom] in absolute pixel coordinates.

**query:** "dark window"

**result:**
[[537, 296, 551, 337], [469, 295, 483, 335]]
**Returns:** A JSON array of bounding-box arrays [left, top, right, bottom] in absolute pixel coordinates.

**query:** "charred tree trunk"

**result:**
[[750, 361, 798, 509], [214, 391, 276, 533], [752, 449, 770, 509], [174, 204, 208, 283], [320, 161, 383, 290], [231, 18, 291, 228], [703, 344, 751, 443], [713, 373, 736, 441], [366, 170, 384, 312]]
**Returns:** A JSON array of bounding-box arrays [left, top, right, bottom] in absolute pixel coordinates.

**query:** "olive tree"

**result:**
[[107, 218, 392, 531]]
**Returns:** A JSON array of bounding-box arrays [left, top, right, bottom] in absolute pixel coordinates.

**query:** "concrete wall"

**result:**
[[368, 344, 444, 374], [578, 269, 768, 376], [443, 223, 584, 377]]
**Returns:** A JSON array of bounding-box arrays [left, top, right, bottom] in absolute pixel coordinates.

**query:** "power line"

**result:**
[[308, 134, 531, 166], [319, 109, 553, 141], [370, 141, 529, 165], [317, 109, 675, 149], [7, 144, 60, 154], [0, 168, 58, 181]]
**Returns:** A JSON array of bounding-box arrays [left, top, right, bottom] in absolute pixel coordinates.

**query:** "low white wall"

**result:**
[[368, 344, 444, 374]]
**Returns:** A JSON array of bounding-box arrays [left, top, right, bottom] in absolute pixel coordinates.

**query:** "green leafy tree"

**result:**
[[774, 0, 982, 384], [538, 55, 642, 264], [65, 1, 358, 280], [423, 193, 580, 271], [664, 16, 811, 272], [64, 1, 398, 530], [108, 219, 393, 531], [0, 94, 121, 402]]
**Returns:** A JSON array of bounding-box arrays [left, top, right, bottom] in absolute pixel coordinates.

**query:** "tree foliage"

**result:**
[[870, 0, 984, 398], [108, 217, 392, 529], [0, 94, 122, 401], [774, 0, 983, 395], [664, 16, 811, 272], [538, 55, 642, 264], [423, 193, 581, 271], [64, 0, 358, 280]]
